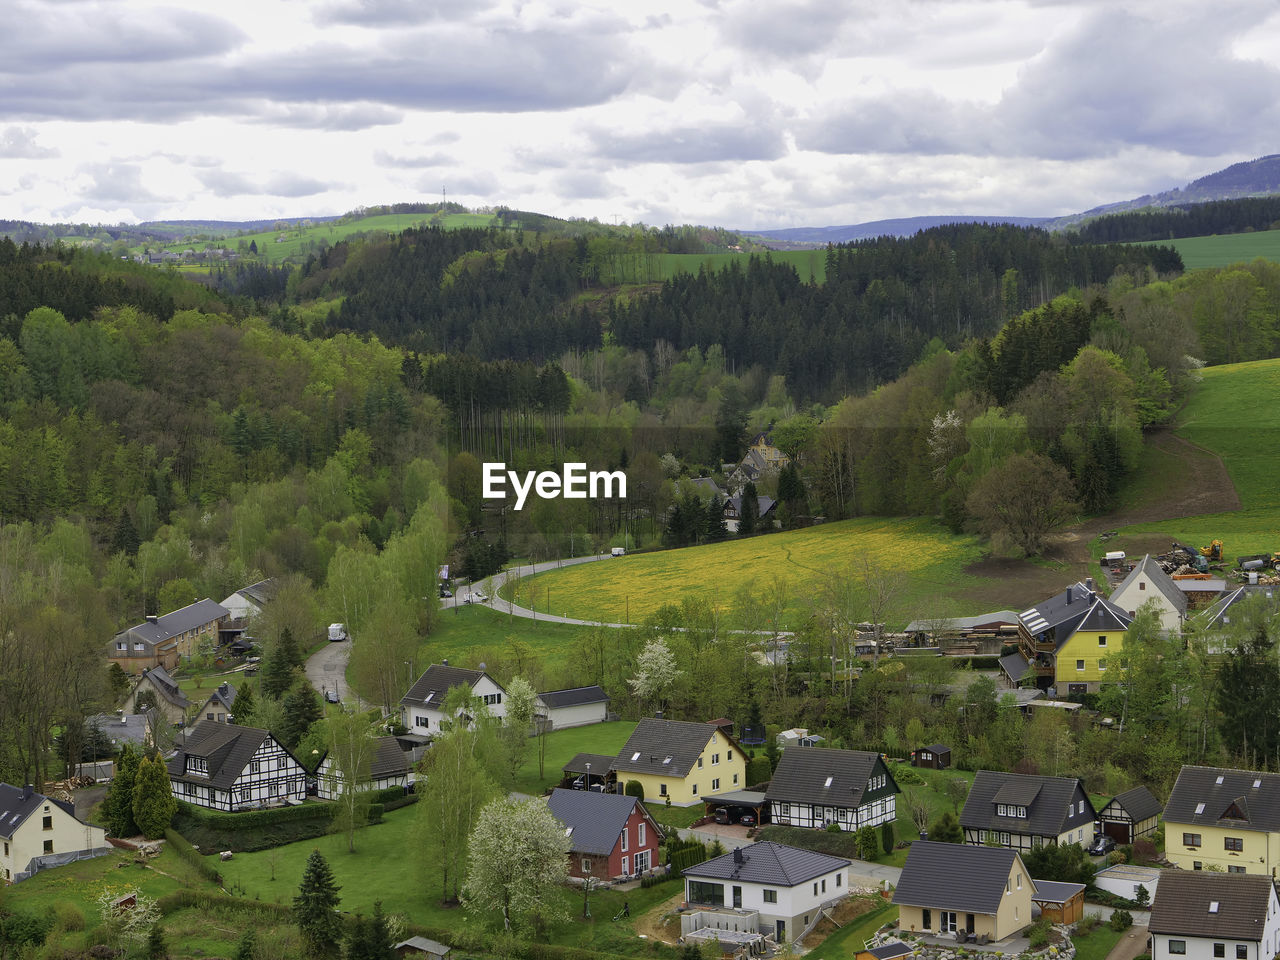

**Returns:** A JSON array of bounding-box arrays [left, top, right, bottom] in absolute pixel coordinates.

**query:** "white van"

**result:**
[[328, 623, 347, 642]]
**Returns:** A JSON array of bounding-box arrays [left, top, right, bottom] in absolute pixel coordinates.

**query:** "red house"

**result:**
[[547, 788, 663, 881]]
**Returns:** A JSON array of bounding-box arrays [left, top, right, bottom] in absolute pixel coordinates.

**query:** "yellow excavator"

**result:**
[[1200, 540, 1223, 562]]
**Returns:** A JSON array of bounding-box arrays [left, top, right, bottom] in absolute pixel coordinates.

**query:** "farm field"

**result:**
[[507, 517, 988, 629], [415, 602, 603, 680], [654, 249, 828, 283], [1135, 228, 1280, 269], [1105, 358, 1280, 559]]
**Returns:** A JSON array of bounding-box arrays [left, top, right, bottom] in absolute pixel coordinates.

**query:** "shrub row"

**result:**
[[156, 889, 293, 920], [640, 870, 680, 888], [163, 828, 222, 884], [403, 926, 639, 960], [383, 794, 418, 813], [757, 825, 863, 859], [175, 799, 334, 830]]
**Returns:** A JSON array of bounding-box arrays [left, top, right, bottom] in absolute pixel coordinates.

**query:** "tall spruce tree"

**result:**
[[738, 482, 759, 535], [293, 849, 343, 956], [104, 742, 140, 837], [262, 627, 301, 700], [132, 754, 177, 839], [278, 681, 323, 751]]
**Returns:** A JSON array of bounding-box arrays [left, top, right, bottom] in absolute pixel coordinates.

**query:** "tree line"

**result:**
[[1073, 195, 1280, 243]]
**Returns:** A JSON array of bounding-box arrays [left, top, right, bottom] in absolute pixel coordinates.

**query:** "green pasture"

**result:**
[[505, 518, 987, 629], [1135, 228, 1280, 269], [417, 602, 602, 679], [653, 249, 828, 283], [511, 720, 637, 796]]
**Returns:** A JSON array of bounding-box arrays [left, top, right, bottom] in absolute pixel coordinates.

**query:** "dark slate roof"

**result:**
[[1113, 555, 1188, 615], [1148, 872, 1276, 941], [764, 747, 894, 807], [547, 788, 658, 857], [371, 736, 410, 779], [141, 665, 189, 709], [925, 744, 950, 754], [563, 753, 618, 775], [0, 783, 46, 839], [864, 944, 913, 960], [237, 579, 277, 606], [611, 719, 721, 778], [400, 664, 493, 709], [683, 841, 850, 886], [726, 494, 777, 517], [166, 720, 294, 791], [1164, 765, 1280, 833], [119, 599, 228, 648], [999, 652, 1031, 683], [893, 841, 1026, 915], [1030, 880, 1085, 904], [204, 682, 236, 711], [1019, 583, 1131, 650], [960, 771, 1094, 837], [88, 713, 150, 747], [539, 686, 610, 708], [1107, 785, 1163, 823]]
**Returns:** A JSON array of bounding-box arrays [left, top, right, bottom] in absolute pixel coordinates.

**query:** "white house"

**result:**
[[1110, 555, 1187, 634], [165, 720, 307, 811], [400, 663, 506, 734], [316, 736, 410, 799], [535, 686, 610, 730], [681, 841, 851, 944], [1149, 872, 1280, 960], [0, 783, 109, 883], [218, 579, 277, 622]]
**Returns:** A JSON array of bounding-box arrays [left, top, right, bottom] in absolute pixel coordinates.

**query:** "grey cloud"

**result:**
[[718, 0, 862, 58], [798, 91, 990, 156], [199, 170, 335, 197], [374, 149, 454, 169], [550, 169, 613, 200], [78, 163, 163, 204], [315, 0, 498, 26], [252, 103, 404, 131], [0, 126, 58, 159], [2, 5, 244, 69], [588, 123, 786, 164], [417, 171, 497, 197]]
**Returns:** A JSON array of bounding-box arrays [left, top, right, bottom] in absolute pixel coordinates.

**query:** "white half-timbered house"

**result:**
[[764, 747, 899, 830], [315, 736, 410, 799], [166, 720, 306, 811]]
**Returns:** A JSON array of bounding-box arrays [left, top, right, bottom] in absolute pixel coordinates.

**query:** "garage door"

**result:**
[[1103, 821, 1131, 844]]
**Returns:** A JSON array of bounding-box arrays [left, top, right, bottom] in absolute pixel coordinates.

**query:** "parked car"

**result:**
[[439, 588, 453, 598], [469, 590, 488, 603], [324, 689, 341, 705], [713, 807, 731, 824], [739, 812, 757, 826], [1088, 834, 1116, 856]]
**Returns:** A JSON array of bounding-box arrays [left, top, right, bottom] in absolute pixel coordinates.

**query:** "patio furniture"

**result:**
[[977, 933, 989, 946]]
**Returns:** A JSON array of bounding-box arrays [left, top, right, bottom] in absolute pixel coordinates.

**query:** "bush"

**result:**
[[825, 822, 842, 833], [1110, 910, 1133, 931], [1075, 915, 1100, 936], [49, 902, 86, 933], [624, 780, 644, 801], [164, 828, 223, 885], [746, 756, 772, 786], [1134, 884, 1150, 906], [1028, 920, 1051, 949]]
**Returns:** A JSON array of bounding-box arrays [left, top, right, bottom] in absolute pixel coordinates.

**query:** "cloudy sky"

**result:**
[[2, 0, 1278, 229]]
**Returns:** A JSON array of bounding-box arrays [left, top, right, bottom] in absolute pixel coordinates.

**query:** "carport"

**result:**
[[1031, 880, 1085, 924], [702, 790, 768, 825]]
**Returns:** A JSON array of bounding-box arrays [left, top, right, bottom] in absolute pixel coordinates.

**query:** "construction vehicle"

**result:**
[[1170, 542, 1210, 574], [1200, 540, 1224, 562], [1237, 552, 1280, 572]]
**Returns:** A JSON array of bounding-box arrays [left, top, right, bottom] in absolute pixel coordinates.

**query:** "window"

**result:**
[[1196, 803, 1206, 814], [821, 878, 827, 893], [1194, 862, 1203, 871], [581, 858, 591, 874], [1079, 800, 1086, 814], [1168, 942, 1186, 955], [660, 784, 668, 796], [1017, 875, 1022, 889], [1225, 837, 1244, 851], [621, 856, 628, 875], [733, 773, 739, 785], [250, 760, 261, 774], [188, 757, 208, 776], [698, 758, 703, 768], [998, 803, 1007, 816], [727, 750, 733, 761], [638, 823, 646, 846], [712, 753, 720, 765], [43, 840, 53, 854], [763, 889, 777, 904], [3, 842, 7, 855], [692, 784, 698, 795], [1018, 806, 1027, 818], [116, 642, 125, 651], [1229, 865, 1247, 874], [688, 881, 724, 906], [207, 713, 214, 720], [1076, 659, 1085, 671], [483, 693, 502, 706], [1099, 659, 1107, 671], [836, 874, 842, 887], [1098, 636, 1107, 646], [813, 882, 818, 895], [1238, 946, 1248, 959], [42, 816, 52, 830], [1006, 879, 1011, 894], [1139, 582, 1146, 591], [621, 828, 628, 852], [712, 778, 720, 791], [414, 716, 429, 728], [1214, 945, 1225, 959]]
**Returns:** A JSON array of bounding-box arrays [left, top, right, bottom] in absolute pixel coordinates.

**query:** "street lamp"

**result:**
[[585, 762, 591, 791]]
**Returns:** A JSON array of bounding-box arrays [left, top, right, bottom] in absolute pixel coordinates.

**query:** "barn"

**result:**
[[1097, 785, 1162, 844]]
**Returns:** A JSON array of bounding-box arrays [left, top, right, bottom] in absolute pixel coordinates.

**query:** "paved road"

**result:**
[[304, 638, 366, 709], [451, 554, 636, 627]]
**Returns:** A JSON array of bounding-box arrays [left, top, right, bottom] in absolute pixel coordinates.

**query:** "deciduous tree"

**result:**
[[463, 795, 570, 931]]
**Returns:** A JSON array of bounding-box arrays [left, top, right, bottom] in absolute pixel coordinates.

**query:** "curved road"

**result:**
[[304, 637, 367, 708]]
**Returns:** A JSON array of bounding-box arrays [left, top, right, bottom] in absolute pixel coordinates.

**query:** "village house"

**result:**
[[727, 434, 790, 489], [765, 747, 898, 830], [893, 841, 1036, 942], [959, 771, 1097, 852], [1000, 579, 1132, 693], [1149, 871, 1280, 960], [681, 841, 850, 944], [0, 783, 108, 883], [1163, 765, 1280, 876], [218, 578, 277, 622], [1097, 785, 1163, 844], [166, 720, 307, 811], [400, 662, 507, 734], [316, 736, 410, 798], [192, 682, 237, 724], [535, 685, 610, 730], [1109, 554, 1187, 633], [108, 599, 229, 674], [610, 719, 746, 807], [120, 665, 190, 726], [547, 788, 662, 881]]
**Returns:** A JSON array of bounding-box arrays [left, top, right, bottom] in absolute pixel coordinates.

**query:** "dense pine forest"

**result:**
[[1073, 195, 1280, 243]]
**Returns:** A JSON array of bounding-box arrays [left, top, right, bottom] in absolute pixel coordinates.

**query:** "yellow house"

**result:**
[[610, 720, 747, 807], [1007, 579, 1132, 694], [1164, 765, 1280, 876], [894, 841, 1036, 941], [0, 783, 108, 884]]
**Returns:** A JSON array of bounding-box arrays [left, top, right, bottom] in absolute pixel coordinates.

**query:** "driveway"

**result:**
[[304, 639, 366, 709]]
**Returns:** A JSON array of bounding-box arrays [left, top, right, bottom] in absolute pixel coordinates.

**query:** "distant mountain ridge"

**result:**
[[744, 215, 1053, 247]]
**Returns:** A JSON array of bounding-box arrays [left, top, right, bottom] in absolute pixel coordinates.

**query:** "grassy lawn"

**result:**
[[513, 720, 636, 795], [653, 250, 828, 283], [806, 900, 898, 960], [215, 805, 679, 956], [1135, 229, 1280, 269], [508, 517, 988, 629], [417, 603, 601, 679], [645, 802, 706, 831], [881, 763, 975, 866], [1072, 923, 1127, 960]]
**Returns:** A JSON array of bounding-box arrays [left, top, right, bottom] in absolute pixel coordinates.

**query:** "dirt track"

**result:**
[[956, 427, 1240, 612]]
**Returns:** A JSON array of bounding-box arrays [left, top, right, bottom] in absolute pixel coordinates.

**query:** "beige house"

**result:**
[[0, 783, 108, 884], [894, 841, 1035, 942], [1109, 555, 1187, 634], [109, 599, 228, 674], [192, 682, 237, 724], [120, 665, 190, 726]]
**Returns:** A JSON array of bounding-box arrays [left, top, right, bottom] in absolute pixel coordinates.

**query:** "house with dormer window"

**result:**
[[960, 771, 1098, 852], [999, 579, 1132, 693], [609, 719, 747, 807], [166, 720, 306, 811], [765, 747, 899, 830], [1163, 765, 1280, 876], [1149, 872, 1280, 960], [399, 662, 507, 734]]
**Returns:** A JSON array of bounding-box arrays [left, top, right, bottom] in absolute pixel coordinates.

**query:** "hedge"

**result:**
[[399, 925, 640, 960], [175, 799, 333, 830], [757, 825, 863, 859], [163, 828, 222, 885], [173, 797, 387, 854], [156, 889, 293, 920]]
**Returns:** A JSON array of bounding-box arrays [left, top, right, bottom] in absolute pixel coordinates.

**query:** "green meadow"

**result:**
[[1136, 228, 1280, 269]]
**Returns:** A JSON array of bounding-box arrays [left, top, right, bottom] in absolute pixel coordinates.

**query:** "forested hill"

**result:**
[[1071, 195, 1280, 243], [302, 222, 1179, 402]]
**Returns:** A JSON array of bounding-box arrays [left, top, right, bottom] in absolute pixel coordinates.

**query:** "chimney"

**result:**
[[733, 847, 744, 865], [442, 658, 448, 666], [1085, 576, 1096, 596], [21, 784, 32, 800]]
